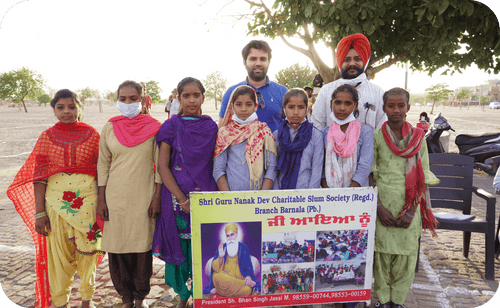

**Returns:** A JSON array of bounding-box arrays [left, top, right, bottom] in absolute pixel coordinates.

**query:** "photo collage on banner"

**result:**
[[191, 187, 377, 308]]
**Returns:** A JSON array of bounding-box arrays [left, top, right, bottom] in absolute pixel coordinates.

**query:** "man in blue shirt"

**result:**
[[218, 40, 288, 132]]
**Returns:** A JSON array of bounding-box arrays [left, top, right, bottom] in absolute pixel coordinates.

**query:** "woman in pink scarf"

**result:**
[[321, 84, 374, 189]]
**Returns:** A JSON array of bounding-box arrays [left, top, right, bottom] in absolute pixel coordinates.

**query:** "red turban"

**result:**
[[336, 33, 371, 69]]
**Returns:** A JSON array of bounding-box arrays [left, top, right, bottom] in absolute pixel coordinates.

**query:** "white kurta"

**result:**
[[310, 74, 387, 131]]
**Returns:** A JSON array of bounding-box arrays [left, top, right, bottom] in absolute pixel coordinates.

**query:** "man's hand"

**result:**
[[377, 203, 396, 227], [245, 276, 256, 288], [218, 242, 225, 257]]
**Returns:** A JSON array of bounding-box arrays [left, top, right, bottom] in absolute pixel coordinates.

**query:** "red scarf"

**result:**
[[6, 122, 104, 308], [381, 121, 437, 236], [109, 114, 161, 147]]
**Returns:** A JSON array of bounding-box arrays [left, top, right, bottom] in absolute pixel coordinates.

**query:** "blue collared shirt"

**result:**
[[219, 77, 288, 132]]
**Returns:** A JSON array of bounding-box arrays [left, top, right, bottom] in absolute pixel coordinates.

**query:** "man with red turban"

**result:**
[[311, 33, 386, 131]]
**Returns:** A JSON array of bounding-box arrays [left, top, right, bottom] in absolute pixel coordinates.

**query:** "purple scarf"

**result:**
[[276, 120, 313, 189], [153, 115, 218, 265]]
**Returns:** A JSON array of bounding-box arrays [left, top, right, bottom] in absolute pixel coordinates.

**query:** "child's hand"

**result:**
[[377, 204, 396, 227], [148, 199, 161, 218], [396, 213, 413, 228], [35, 216, 51, 236], [179, 197, 190, 213], [97, 199, 109, 221]]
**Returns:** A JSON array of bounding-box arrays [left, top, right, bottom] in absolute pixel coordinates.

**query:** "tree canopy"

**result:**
[[244, 0, 500, 83], [203, 71, 228, 110], [77, 87, 99, 107], [275, 62, 317, 89], [0, 67, 44, 113], [37, 93, 51, 107], [143, 80, 163, 104], [425, 83, 453, 114]]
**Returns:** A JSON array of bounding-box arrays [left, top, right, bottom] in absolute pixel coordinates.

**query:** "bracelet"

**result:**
[[405, 212, 414, 218], [180, 199, 190, 206], [34, 211, 47, 219]]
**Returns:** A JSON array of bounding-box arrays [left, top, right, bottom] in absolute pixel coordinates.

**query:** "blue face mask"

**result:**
[[116, 101, 141, 119], [232, 112, 258, 125]]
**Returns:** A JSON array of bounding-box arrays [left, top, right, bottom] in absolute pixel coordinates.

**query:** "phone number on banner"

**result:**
[[195, 290, 371, 307]]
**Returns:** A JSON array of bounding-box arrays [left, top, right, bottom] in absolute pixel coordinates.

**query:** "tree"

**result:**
[[243, 0, 500, 84], [456, 88, 470, 102], [275, 62, 317, 89], [0, 67, 44, 112], [77, 87, 99, 108], [143, 80, 163, 104], [37, 93, 51, 107], [425, 83, 452, 114], [203, 71, 228, 110], [105, 90, 117, 102], [480, 95, 489, 110]]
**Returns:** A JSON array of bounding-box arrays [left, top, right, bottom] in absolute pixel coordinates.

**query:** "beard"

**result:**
[[341, 65, 364, 79], [226, 241, 239, 257], [245, 65, 268, 82]]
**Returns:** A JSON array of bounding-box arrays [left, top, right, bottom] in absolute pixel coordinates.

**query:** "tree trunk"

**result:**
[[215, 98, 218, 110], [21, 100, 28, 113]]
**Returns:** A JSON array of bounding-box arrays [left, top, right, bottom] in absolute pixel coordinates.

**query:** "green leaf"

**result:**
[[415, 7, 426, 22], [305, 5, 313, 18]]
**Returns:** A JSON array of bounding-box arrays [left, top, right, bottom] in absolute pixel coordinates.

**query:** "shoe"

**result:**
[[374, 302, 391, 308], [80, 300, 95, 308], [392, 305, 406, 308]]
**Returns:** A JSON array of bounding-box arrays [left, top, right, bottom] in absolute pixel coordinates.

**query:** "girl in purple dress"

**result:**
[[152, 77, 218, 308]]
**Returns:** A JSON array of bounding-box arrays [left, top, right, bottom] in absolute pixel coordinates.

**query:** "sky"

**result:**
[[0, 0, 499, 99]]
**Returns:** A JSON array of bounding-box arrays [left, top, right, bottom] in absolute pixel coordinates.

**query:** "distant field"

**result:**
[[1, 102, 499, 174]]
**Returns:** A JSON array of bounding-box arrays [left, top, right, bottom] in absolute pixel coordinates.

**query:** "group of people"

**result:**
[[7, 32, 440, 308], [317, 230, 368, 262], [263, 240, 315, 264], [262, 269, 314, 294], [316, 264, 361, 285]]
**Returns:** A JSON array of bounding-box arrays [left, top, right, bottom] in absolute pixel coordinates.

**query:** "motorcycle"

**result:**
[[425, 113, 500, 175]]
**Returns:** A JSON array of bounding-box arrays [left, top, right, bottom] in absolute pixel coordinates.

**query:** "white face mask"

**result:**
[[330, 111, 356, 125], [117, 101, 141, 119], [232, 112, 258, 125]]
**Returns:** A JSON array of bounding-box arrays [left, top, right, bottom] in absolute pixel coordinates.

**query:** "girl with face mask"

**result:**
[[97, 80, 162, 308], [321, 84, 374, 190]]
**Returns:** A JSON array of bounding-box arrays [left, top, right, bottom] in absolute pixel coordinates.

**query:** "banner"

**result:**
[[191, 187, 377, 307]]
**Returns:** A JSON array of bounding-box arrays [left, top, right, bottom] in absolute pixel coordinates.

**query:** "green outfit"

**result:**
[[165, 238, 192, 301], [371, 129, 439, 304]]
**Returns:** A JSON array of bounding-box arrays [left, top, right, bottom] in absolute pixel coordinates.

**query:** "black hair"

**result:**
[[419, 111, 429, 122], [230, 85, 256, 105], [50, 89, 83, 121], [281, 88, 308, 118], [383, 87, 410, 107], [303, 86, 313, 91], [50, 89, 81, 108], [242, 40, 272, 61], [117, 80, 143, 97], [331, 84, 360, 118], [177, 77, 205, 96]]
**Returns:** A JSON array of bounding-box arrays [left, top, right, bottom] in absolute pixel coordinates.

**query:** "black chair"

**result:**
[[419, 153, 496, 280]]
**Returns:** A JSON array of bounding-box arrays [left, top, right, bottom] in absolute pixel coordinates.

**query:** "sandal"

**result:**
[[374, 302, 391, 308]]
